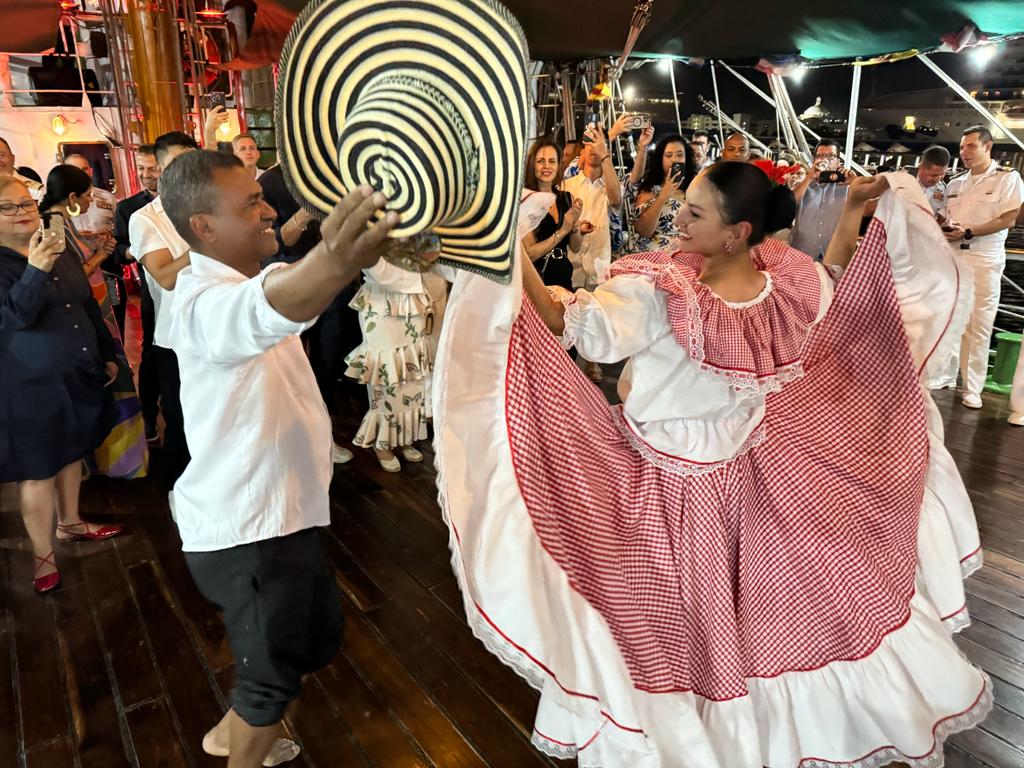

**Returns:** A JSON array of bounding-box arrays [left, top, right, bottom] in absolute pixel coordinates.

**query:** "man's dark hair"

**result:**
[[154, 131, 199, 167], [692, 130, 709, 140], [159, 149, 243, 247], [962, 125, 993, 145], [137, 143, 157, 157], [920, 145, 951, 168], [814, 138, 840, 153]]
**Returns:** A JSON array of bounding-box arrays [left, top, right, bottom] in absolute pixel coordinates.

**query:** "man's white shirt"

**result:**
[[944, 161, 1024, 254], [563, 172, 614, 288], [167, 252, 330, 552], [128, 196, 190, 348]]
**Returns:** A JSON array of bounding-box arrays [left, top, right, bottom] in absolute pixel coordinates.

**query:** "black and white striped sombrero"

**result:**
[[276, 0, 530, 283]]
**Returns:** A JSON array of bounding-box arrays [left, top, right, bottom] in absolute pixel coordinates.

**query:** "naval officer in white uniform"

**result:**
[[943, 125, 1024, 410]]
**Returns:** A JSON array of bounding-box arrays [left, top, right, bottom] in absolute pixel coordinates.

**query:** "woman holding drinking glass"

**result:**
[[0, 176, 122, 594]]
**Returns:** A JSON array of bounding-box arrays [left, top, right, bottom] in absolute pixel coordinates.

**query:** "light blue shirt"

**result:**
[[790, 182, 849, 261]]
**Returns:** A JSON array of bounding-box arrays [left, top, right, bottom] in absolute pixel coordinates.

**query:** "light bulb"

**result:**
[[969, 43, 998, 68], [51, 115, 67, 136], [789, 65, 808, 84], [658, 59, 672, 75], [218, 120, 231, 136]]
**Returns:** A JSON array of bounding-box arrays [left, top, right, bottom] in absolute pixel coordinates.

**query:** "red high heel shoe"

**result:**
[[56, 521, 123, 542], [33, 552, 61, 593]]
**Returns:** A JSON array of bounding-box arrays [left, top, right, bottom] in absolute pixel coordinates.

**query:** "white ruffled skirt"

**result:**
[[432, 183, 988, 767]]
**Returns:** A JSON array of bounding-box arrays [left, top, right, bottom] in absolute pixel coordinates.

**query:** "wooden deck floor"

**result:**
[[1, 383, 1022, 768]]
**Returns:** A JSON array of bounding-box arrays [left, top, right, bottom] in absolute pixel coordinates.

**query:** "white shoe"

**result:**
[[1009, 412, 1024, 426], [399, 446, 424, 463], [331, 442, 354, 464], [962, 394, 983, 409], [168, 491, 176, 524], [375, 450, 401, 473]]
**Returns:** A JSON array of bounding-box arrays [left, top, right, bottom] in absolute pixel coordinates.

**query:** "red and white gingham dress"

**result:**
[[433, 178, 987, 767]]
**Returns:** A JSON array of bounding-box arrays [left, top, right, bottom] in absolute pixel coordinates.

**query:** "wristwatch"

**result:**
[[963, 228, 974, 241]]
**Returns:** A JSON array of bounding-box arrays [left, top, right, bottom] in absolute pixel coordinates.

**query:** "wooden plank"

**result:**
[[431, 578, 469, 626], [980, 705, 1024, 756], [984, 550, 1024, 581], [0, 621, 19, 767], [332, 492, 452, 589], [5, 548, 69, 750], [103, 480, 233, 671], [125, 560, 224, 768], [328, 514, 546, 737], [966, 577, 1024, 619], [366, 600, 550, 767], [973, 566, 1024, 601], [951, 725, 1024, 768], [318, 528, 388, 612], [945, 744, 992, 767], [51, 551, 132, 768], [967, 594, 1024, 642], [124, 699, 190, 768], [285, 676, 370, 768], [24, 735, 75, 768], [957, 636, 1024, 689], [961, 621, 1024, 669], [338, 599, 486, 768], [315, 651, 433, 767], [79, 543, 162, 707], [992, 676, 1024, 720]]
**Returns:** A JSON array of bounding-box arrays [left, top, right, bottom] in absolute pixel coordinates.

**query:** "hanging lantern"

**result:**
[[51, 114, 67, 136]]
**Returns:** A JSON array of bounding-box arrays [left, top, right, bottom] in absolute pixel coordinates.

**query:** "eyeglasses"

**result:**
[[0, 200, 39, 217]]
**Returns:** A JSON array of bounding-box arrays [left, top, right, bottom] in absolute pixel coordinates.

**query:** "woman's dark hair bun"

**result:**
[[764, 185, 796, 235], [705, 162, 796, 246]]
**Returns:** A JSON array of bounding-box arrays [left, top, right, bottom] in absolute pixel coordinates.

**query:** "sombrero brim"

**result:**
[[276, 0, 530, 284]]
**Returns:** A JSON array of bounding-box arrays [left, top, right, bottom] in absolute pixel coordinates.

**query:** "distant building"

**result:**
[[685, 114, 716, 131], [732, 113, 752, 131]]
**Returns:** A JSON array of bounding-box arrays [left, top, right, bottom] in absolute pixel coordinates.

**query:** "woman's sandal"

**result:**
[[33, 552, 61, 593], [56, 521, 122, 542]]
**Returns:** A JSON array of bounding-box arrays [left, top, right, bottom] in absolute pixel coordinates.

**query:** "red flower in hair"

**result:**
[[752, 158, 802, 187]]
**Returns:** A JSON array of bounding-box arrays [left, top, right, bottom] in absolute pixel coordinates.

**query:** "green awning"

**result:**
[[502, 0, 1024, 62]]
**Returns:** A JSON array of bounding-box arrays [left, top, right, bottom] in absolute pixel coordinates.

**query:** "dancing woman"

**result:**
[[434, 162, 986, 767]]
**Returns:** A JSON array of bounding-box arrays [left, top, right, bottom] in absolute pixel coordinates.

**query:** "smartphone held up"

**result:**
[[40, 211, 66, 251]]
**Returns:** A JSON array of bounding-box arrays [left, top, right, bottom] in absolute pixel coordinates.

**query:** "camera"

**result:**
[[621, 112, 652, 130], [203, 91, 227, 110], [818, 170, 844, 184]]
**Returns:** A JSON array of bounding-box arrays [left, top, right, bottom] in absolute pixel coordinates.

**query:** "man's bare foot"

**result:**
[[202, 718, 300, 766]]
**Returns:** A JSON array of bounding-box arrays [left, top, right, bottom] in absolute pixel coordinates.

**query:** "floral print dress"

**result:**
[[345, 259, 447, 450], [625, 181, 685, 252]]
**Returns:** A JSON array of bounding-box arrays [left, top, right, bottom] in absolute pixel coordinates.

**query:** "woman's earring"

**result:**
[[723, 240, 733, 253], [67, 202, 81, 217]]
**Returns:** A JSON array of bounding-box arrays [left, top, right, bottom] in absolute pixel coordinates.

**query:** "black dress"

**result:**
[[532, 190, 574, 292], [0, 246, 117, 482]]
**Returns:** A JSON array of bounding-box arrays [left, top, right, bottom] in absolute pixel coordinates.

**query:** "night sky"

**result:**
[[624, 48, 986, 123]]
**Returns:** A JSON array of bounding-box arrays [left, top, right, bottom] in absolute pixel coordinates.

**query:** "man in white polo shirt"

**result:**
[[159, 149, 397, 768], [128, 131, 198, 495]]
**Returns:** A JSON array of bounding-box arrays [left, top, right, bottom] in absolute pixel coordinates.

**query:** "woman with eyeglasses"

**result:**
[[0, 176, 122, 594]]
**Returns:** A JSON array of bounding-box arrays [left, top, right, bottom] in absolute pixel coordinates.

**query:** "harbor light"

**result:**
[[789, 65, 808, 84]]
